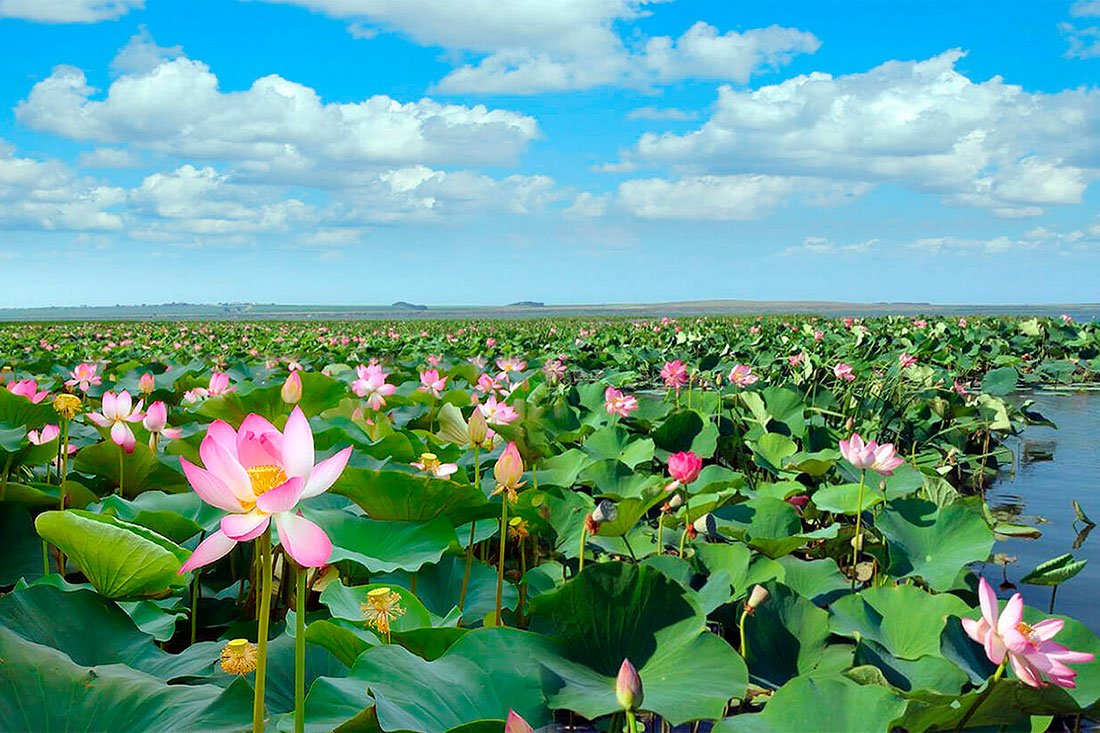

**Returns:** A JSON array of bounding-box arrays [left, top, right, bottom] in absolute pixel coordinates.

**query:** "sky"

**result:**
[[0, 0, 1099, 307]]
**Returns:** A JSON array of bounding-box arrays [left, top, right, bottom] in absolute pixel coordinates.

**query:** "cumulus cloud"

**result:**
[[260, 0, 818, 94], [0, 0, 141, 23], [624, 50, 1099, 216], [0, 141, 125, 231], [615, 175, 866, 220], [77, 147, 142, 168], [16, 42, 540, 177]]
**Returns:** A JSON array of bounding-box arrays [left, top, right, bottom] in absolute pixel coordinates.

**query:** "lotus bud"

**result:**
[[281, 370, 302, 404], [143, 401, 168, 433], [504, 710, 534, 733], [667, 450, 703, 484], [138, 372, 155, 395], [493, 441, 525, 492], [746, 585, 769, 614], [615, 658, 644, 711], [468, 406, 489, 446]]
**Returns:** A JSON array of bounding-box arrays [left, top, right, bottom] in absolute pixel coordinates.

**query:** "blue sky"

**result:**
[[0, 0, 1098, 307]]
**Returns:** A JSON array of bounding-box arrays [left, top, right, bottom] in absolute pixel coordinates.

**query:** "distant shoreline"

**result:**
[[0, 300, 1097, 322]]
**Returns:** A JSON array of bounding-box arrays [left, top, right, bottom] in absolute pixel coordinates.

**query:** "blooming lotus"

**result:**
[[7, 379, 48, 403], [834, 362, 855, 382], [65, 363, 101, 393], [138, 372, 156, 395], [478, 395, 519, 426], [604, 386, 638, 418], [411, 452, 458, 478], [496, 357, 526, 381], [177, 407, 352, 572], [351, 363, 396, 410], [143, 401, 183, 447], [963, 577, 1093, 688], [207, 371, 234, 396], [27, 424, 60, 445], [728, 364, 758, 387], [667, 450, 703, 485], [839, 432, 904, 476], [88, 390, 145, 453], [660, 360, 688, 391], [419, 369, 447, 398]]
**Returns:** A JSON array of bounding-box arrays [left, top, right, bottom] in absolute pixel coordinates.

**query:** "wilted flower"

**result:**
[[177, 407, 352, 573], [351, 363, 396, 410], [88, 390, 145, 453], [615, 659, 644, 711], [839, 432, 904, 476], [745, 585, 769, 613], [585, 499, 618, 534], [604, 386, 638, 418], [65, 363, 101, 393], [361, 587, 406, 639], [412, 452, 458, 478], [963, 577, 1093, 688], [220, 638, 258, 675], [7, 379, 48, 403]]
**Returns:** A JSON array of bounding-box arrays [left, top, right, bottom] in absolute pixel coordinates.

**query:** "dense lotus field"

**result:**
[[0, 315, 1098, 733]]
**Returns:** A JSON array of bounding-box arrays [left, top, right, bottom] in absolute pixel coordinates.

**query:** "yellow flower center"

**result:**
[[220, 638, 258, 675], [1016, 621, 1038, 644], [417, 453, 441, 473], [53, 394, 81, 419], [361, 587, 406, 637], [247, 464, 287, 497]]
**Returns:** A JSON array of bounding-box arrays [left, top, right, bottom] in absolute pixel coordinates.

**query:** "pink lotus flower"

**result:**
[[813, 329, 824, 342], [426, 354, 442, 367], [604, 386, 638, 418], [138, 372, 156, 395], [351, 363, 396, 411], [660, 360, 688, 391], [494, 441, 525, 492], [843, 317, 854, 329], [419, 369, 447, 398], [913, 319, 928, 329], [542, 358, 567, 383], [667, 451, 703, 485], [899, 353, 917, 369], [478, 395, 519, 425], [839, 432, 904, 476], [28, 424, 60, 445], [207, 371, 234, 396], [834, 363, 855, 382], [143, 401, 183, 447], [66, 363, 101, 393], [411, 452, 458, 478], [177, 407, 352, 573], [496, 357, 526, 381], [504, 710, 534, 733], [963, 577, 1093, 688], [728, 364, 759, 388], [7, 379, 48, 403], [1061, 314, 1073, 325], [281, 371, 302, 405], [88, 390, 145, 453], [485, 337, 497, 348], [954, 379, 970, 397], [788, 352, 806, 367], [475, 372, 506, 396], [958, 318, 969, 328]]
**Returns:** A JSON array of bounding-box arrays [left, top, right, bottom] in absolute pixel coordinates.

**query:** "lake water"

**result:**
[[982, 390, 1100, 631]]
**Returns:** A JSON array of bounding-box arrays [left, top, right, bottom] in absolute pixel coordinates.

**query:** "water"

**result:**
[[982, 390, 1100, 631]]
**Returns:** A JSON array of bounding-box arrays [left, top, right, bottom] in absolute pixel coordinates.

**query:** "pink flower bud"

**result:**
[[282, 370, 302, 405], [494, 441, 524, 491], [504, 710, 534, 733], [138, 372, 155, 395], [143, 401, 168, 433], [615, 658, 644, 711], [667, 451, 702, 485]]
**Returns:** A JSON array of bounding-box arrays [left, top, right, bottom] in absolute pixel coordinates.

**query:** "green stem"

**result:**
[[678, 495, 692, 557], [42, 537, 50, 577], [656, 513, 664, 553], [954, 660, 1006, 732], [190, 571, 200, 645], [738, 608, 749, 656], [458, 520, 477, 615], [495, 495, 508, 626], [625, 710, 639, 733], [294, 562, 307, 733], [117, 444, 125, 497], [253, 531, 273, 733], [851, 470, 866, 588], [577, 528, 588, 574], [1, 454, 12, 502]]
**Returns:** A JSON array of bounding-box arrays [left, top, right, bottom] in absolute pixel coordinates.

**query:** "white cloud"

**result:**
[[564, 192, 610, 218], [110, 28, 183, 75], [260, 0, 818, 94], [1071, 0, 1100, 17], [16, 45, 541, 177], [626, 107, 697, 121], [1060, 21, 1100, 59], [616, 174, 864, 221], [625, 50, 1099, 215], [783, 236, 879, 255], [0, 141, 124, 231], [0, 0, 141, 22], [77, 147, 141, 168]]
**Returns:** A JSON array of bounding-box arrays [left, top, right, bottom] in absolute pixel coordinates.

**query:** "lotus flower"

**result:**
[[899, 353, 917, 369], [412, 452, 458, 478], [419, 369, 447, 398], [604, 386, 638, 418], [7, 379, 48, 403], [281, 370, 302, 404], [478, 395, 519, 426], [208, 371, 234, 396], [493, 441, 525, 494], [143, 401, 183, 446], [834, 362, 855, 382], [616, 658, 644, 711], [667, 451, 703, 485], [542, 358, 567, 383], [88, 390, 145, 453], [27, 424, 60, 445], [351, 363, 396, 410], [963, 577, 1093, 688], [496, 357, 526, 381], [65, 363, 101, 393], [660, 360, 688, 391], [728, 364, 758, 387], [138, 372, 156, 395], [177, 407, 352, 572], [504, 710, 534, 733], [839, 432, 904, 476]]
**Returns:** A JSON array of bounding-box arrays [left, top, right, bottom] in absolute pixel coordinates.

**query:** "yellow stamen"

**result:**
[[416, 453, 442, 473], [361, 587, 406, 639], [247, 464, 288, 497], [220, 638, 258, 675], [53, 394, 81, 419], [1016, 621, 1038, 644]]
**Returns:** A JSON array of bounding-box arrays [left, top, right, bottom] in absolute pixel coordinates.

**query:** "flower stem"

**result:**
[[253, 531, 273, 733], [851, 470, 866, 588], [954, 660, 1006, 732], [738, 608, 749, 657], [495, 494, 508, 626], [625, 710, 639, 733], [678, 495, 692, 557], [458, 447, 480, 615], [117, 444, 125, 497], [656, 513, 664, 552], [294, 562, 307, 733], [577, 527, 588, 574]]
